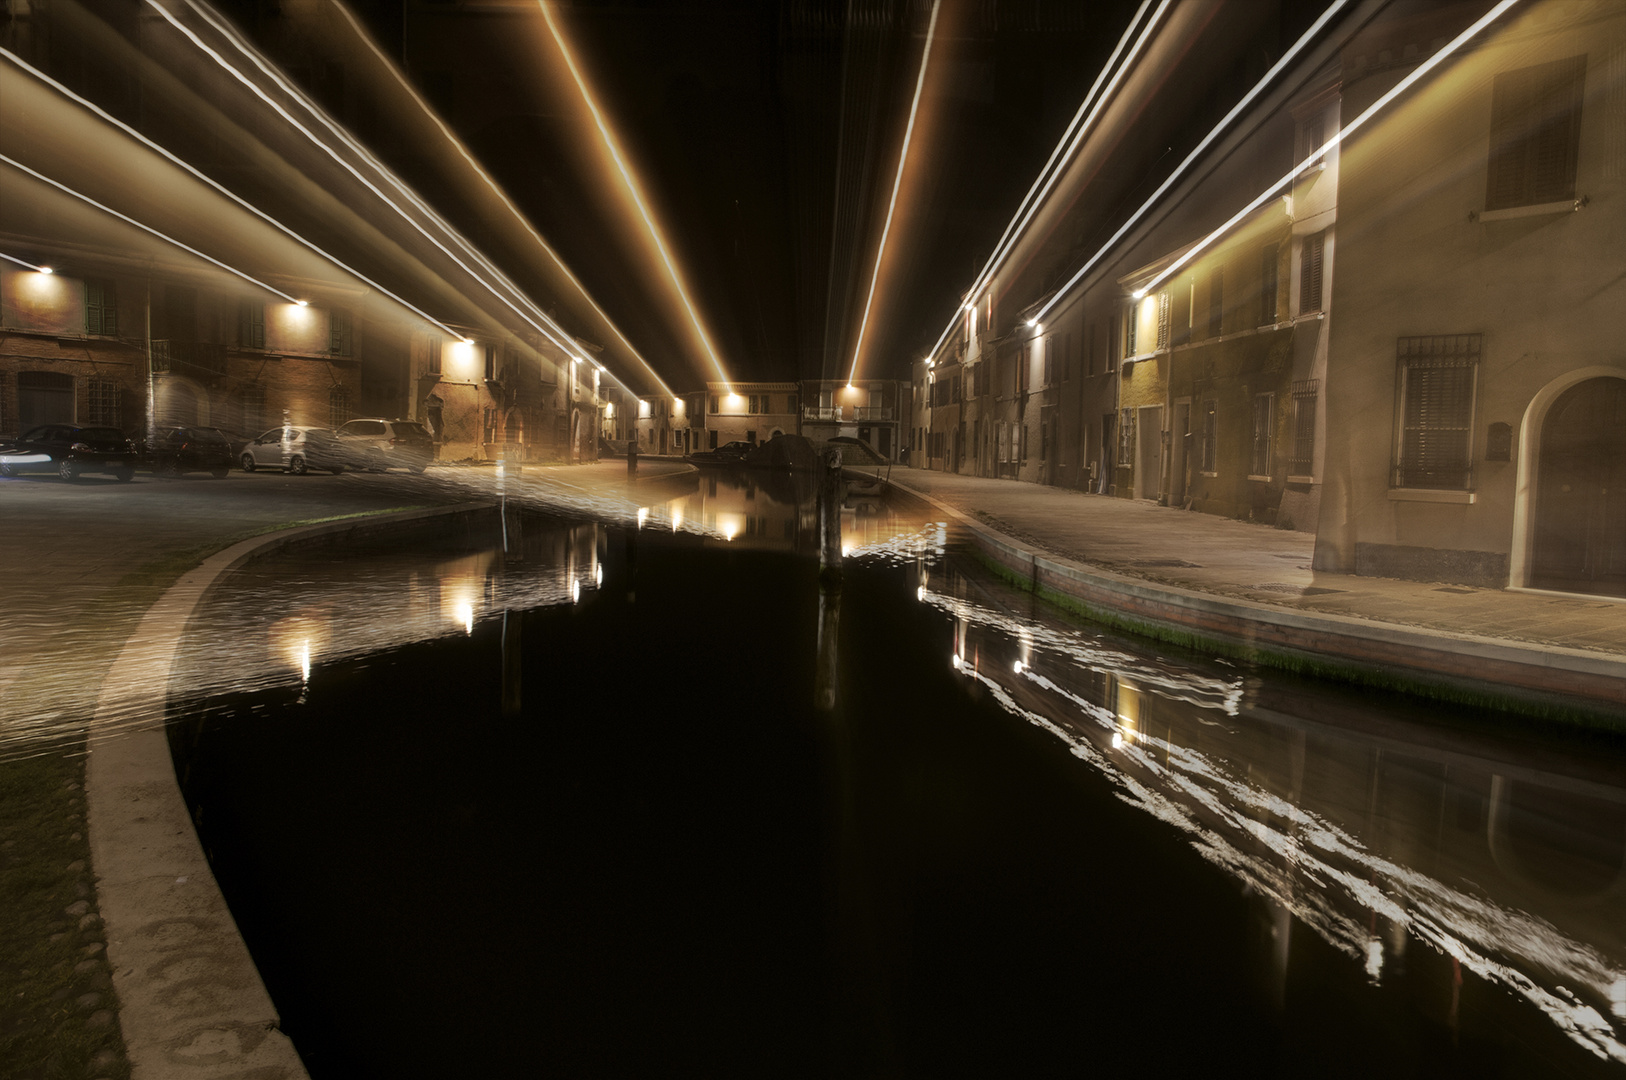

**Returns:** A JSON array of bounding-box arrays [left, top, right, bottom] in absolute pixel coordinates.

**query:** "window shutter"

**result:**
[[1395, 336, 1480, 488], [1486, 56, 1586, 210], [85, 280, 104, 337], [1299, 231, 1325, 315]]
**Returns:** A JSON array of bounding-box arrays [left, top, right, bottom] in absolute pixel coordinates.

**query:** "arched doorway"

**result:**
[[1530, 377, 1626, 596]]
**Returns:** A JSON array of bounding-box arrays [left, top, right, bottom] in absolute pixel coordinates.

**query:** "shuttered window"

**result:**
[[85, 278, 118, 337], [239, 301, 265, 349], [1251, 394, 1275, 478], [1486, 56, 1586, 211], [1155, 291, 1171, 350], [1209, 268, 1224, 338], [1259, 244, 1279, 326], [330, 308, 353, 356], [1393, 335, 1480, 490], [1299, 230, 1326, 314], [1125, 300, 1138, 357]]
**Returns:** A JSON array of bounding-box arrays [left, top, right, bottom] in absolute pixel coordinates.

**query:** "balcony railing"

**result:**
[[803, 406, 842, 422], [151, 340, 228, 379], [853, 406, 892, 421]]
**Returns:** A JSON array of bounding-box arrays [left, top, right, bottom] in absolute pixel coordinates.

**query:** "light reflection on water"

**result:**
[[908, 558, 1626, 1065]]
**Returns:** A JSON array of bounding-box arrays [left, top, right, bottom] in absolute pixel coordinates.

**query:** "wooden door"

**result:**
[[1531, 378, 1626, 595]]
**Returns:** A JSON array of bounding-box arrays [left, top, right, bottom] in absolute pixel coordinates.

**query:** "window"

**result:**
[[1063, 333, 1073, 382], [1042, 337, 1054, 386], [974, 362, 990, 396], [788, 394, 798, 413], [1299, 113, 1325, 163], [1125, 300, 1139, 356], [1200, 400, 1218, 474], [1393, 335, 1480, 489], [330, 308, 353, 355], [950, 374, 961, 404], [480, 344, 496, 381], [239, 300, 265, 349], [85, 278, 118, 337], [87, 376, 121, 428], [1155, 291, 1171, 350], [328, 386, 350, 427], [1486, 55, 1586, 211], [1117, 407, 1136, 466], [1016, 345, 1029, 395], [1299, 230, 1326, 315], [1250, 394, 1275, 478], [424, 336, 442, 376], [241, 383, 266, 434], [748, 394, 760, 414], [1259, 244, 1279, 326], [1209, 267, 1224, 338], [709, 394, 719, 413], [1290, 379, 1318, 477], [1019, 423, 1028, 464]]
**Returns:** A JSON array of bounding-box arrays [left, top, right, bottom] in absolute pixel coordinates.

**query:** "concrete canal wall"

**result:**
[[85, 503, 498, 1080]]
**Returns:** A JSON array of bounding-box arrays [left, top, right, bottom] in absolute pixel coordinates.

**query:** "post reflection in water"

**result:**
[[916, 556, 1626, 1067], [153, 474, 1625, 1077]]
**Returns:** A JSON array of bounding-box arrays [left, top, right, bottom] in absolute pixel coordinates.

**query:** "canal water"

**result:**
[[165, 469, 1626, 1078]]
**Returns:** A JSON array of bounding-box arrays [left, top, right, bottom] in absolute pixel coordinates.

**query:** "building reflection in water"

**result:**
[[908, 559, 1626, 1065]]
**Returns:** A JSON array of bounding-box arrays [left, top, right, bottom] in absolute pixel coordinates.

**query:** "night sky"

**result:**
[[291, 0, 1146, 388]]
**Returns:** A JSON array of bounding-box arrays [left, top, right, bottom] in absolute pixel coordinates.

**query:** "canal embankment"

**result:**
[[878, 468, 1626, 727]]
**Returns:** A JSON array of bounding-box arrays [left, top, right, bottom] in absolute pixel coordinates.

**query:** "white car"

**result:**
[[332, 418, 434, 473], [239, 426, 348, 475]]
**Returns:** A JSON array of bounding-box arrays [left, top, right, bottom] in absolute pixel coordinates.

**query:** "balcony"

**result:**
[[803, 406, 842, 422], [853, 406, 892, 421], [151, 340, 228, 380]]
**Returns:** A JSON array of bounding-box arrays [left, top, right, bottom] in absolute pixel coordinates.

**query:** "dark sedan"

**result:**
[[145, 426, 234, 477], [0, 424, 138, 481], [688, 440, 754, 465]]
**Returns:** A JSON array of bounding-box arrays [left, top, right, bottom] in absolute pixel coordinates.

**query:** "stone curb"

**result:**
[[878, 476, 1626, 721], [85, 502, 497, 1080]]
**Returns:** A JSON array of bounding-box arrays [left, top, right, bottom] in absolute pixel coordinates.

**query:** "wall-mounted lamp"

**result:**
[[295, 299, 309, 307]]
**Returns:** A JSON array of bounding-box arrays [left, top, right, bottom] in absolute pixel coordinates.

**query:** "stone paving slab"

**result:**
[[887, 467, 1626, 659]]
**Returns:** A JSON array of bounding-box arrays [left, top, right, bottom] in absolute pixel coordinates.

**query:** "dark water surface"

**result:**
[[167, 478, 1626, 1079]]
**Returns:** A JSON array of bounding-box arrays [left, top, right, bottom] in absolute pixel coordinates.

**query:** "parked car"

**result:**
[[0, 424, 137, 481], [239, 426, 348, 475], [145, 426, 234, 477], [333, 418, 434, 473], [687, 440, 754, 465]]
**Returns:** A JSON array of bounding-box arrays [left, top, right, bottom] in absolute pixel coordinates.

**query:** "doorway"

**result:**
[[1133, 405, 1163, 500], [1170, 401, 1191, 507], [1530, 377, 1626, 596], [18, 371, 75, 428]]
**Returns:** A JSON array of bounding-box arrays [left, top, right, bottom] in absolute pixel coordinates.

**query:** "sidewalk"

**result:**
[[884, 467, 1626, 721]]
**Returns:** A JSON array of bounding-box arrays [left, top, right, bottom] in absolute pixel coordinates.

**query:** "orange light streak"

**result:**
[[539, 1, 731, 391], [847, 0, 940, 386]]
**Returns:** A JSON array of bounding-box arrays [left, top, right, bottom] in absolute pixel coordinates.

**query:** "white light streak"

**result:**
[[327, 0, 673, 397], [0, 251, 50, 273], [1110, 0, 1520, 308], [846, 0, 940, 385], [148, 0, 602, 374], [926, 0, 1166, 361], [0, 154, 301, 303], [540, 1, 731, 391]]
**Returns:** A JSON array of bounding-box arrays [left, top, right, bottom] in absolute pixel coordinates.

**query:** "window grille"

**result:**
[[328, 386, 350, 428], [1200, 400, 1218, 473], [1117, 407, 1136, 466], [241, 384, 266, 435], [1251, 394, 1275, 477], [85, 279, 118, 337], [87, 377, 121, 428], [1290, 380, 1318, 476], [1209, 268, 1224, 338], [1259, 244, 1279, 326], [239, 301, 265, 349], [329, 308, 353, 356], [1299, 231, 1326, 315], [1156, 291, 1171, 350], [1487, 55, 1586, 210], [1393, 335, 1480, 489]]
